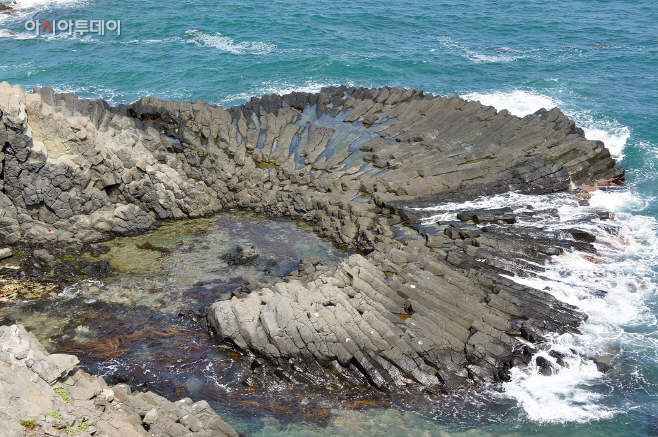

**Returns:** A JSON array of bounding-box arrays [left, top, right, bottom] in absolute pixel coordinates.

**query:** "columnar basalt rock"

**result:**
[[0, 82, 623, 393], [0, 325, 238, 437]]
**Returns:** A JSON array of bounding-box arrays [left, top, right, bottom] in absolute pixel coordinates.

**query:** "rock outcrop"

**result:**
[[0, 324, 238, 437], [0, 82, 623, 393], [0, 2, 19, 14]]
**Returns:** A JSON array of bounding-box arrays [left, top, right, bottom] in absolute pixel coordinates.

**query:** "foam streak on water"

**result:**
[[436, 36, 523, 64], [0, 0, 86, 27], [184, 29, 276, 55]]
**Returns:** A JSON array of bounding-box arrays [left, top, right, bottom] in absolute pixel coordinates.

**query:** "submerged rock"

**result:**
[[0, 324, 238, 437], [0, 83, 623, 393], [223, 243, 259, 266]]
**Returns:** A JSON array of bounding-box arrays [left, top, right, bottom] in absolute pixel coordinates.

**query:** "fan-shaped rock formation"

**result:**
[[0, 82, 623, 392]]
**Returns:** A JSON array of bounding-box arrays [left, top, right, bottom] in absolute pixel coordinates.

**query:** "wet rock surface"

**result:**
[[0, 1, 18, 14], [223, 243, 259, 266], [0, 83, 623, 394], [0, 246, 112, 291], [0, 324, 238, 437]]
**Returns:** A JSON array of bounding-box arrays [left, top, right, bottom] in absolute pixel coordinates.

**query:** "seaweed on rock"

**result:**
[[0, 82, 623, 393]]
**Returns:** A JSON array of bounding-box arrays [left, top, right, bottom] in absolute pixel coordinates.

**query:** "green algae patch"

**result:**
[[20, 419, 37, 429], [53, 389, 68, 403], [256, 161, 278, 169], [82, 216, 216, 274], [457, 157, 493, 168]]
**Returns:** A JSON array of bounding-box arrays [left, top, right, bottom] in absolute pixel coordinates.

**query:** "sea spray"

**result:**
[[418, 189, 658, 424], [462, 90, 631, 160]]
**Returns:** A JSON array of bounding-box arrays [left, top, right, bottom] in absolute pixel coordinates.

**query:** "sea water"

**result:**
[[1, 0, 657, 435]]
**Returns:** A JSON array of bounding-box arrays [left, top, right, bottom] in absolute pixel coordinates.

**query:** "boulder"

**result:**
[[0, 325, 239, 437], [0, 247, 12, 260]]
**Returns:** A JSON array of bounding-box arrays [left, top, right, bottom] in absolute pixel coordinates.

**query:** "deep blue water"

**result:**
[[1, 1, 658, 435]]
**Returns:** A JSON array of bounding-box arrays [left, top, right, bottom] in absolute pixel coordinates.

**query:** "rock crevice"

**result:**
[[0, 325, 237, 437], [0, 83, 623, 393]]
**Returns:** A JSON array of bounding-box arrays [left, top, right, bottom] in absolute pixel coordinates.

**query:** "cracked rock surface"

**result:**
[[0, 83, 623, 393], [0, 325, 238, 437]]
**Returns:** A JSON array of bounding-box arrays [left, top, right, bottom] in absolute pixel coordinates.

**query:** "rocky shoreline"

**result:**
[[0, 324, 239, 437], [0, 83, 623, 429], [0, 1, 18, 14]]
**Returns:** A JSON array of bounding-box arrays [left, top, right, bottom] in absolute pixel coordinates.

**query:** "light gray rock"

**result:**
[[0, 247, 12, 260], [0, 325, 239, 437], [143, 408, 158, 425], [28, 353, 79, 384]]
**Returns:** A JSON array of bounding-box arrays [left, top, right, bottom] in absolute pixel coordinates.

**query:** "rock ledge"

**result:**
[[0, 325, 238, 437], [0, 83, 623, 393]]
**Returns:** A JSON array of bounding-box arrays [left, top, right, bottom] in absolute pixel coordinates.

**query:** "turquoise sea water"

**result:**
[[1, 1, 658, 435]]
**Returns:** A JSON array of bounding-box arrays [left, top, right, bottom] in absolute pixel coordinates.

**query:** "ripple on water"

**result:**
[[0, 211, 352, 427]]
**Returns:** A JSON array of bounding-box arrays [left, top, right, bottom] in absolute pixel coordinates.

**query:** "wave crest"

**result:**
[[185, 29, 276, 55]]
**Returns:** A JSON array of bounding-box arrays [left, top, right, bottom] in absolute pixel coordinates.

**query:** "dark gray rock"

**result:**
[[0, 82, 623, 396], [223, 243, 259, 265]]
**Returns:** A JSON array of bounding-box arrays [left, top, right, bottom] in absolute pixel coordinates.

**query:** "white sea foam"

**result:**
[[185, 29, 276, 55], [504, 195, 657, 422], [503, 348, 612, 423], [217, 80, 356, 107], [436, 36, 522, 64], [49, 83, 123, 103], [127, 37, 184, 45], [415, 191, 577, 222], [0, 0, 86, 26], [12, 0, 80, 8], [466, 52, 522, 64], [462, 90, 630, 159], [420, 189, 658, 423], [462, 90, 560, 117], [579, 116, 630, 160]]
